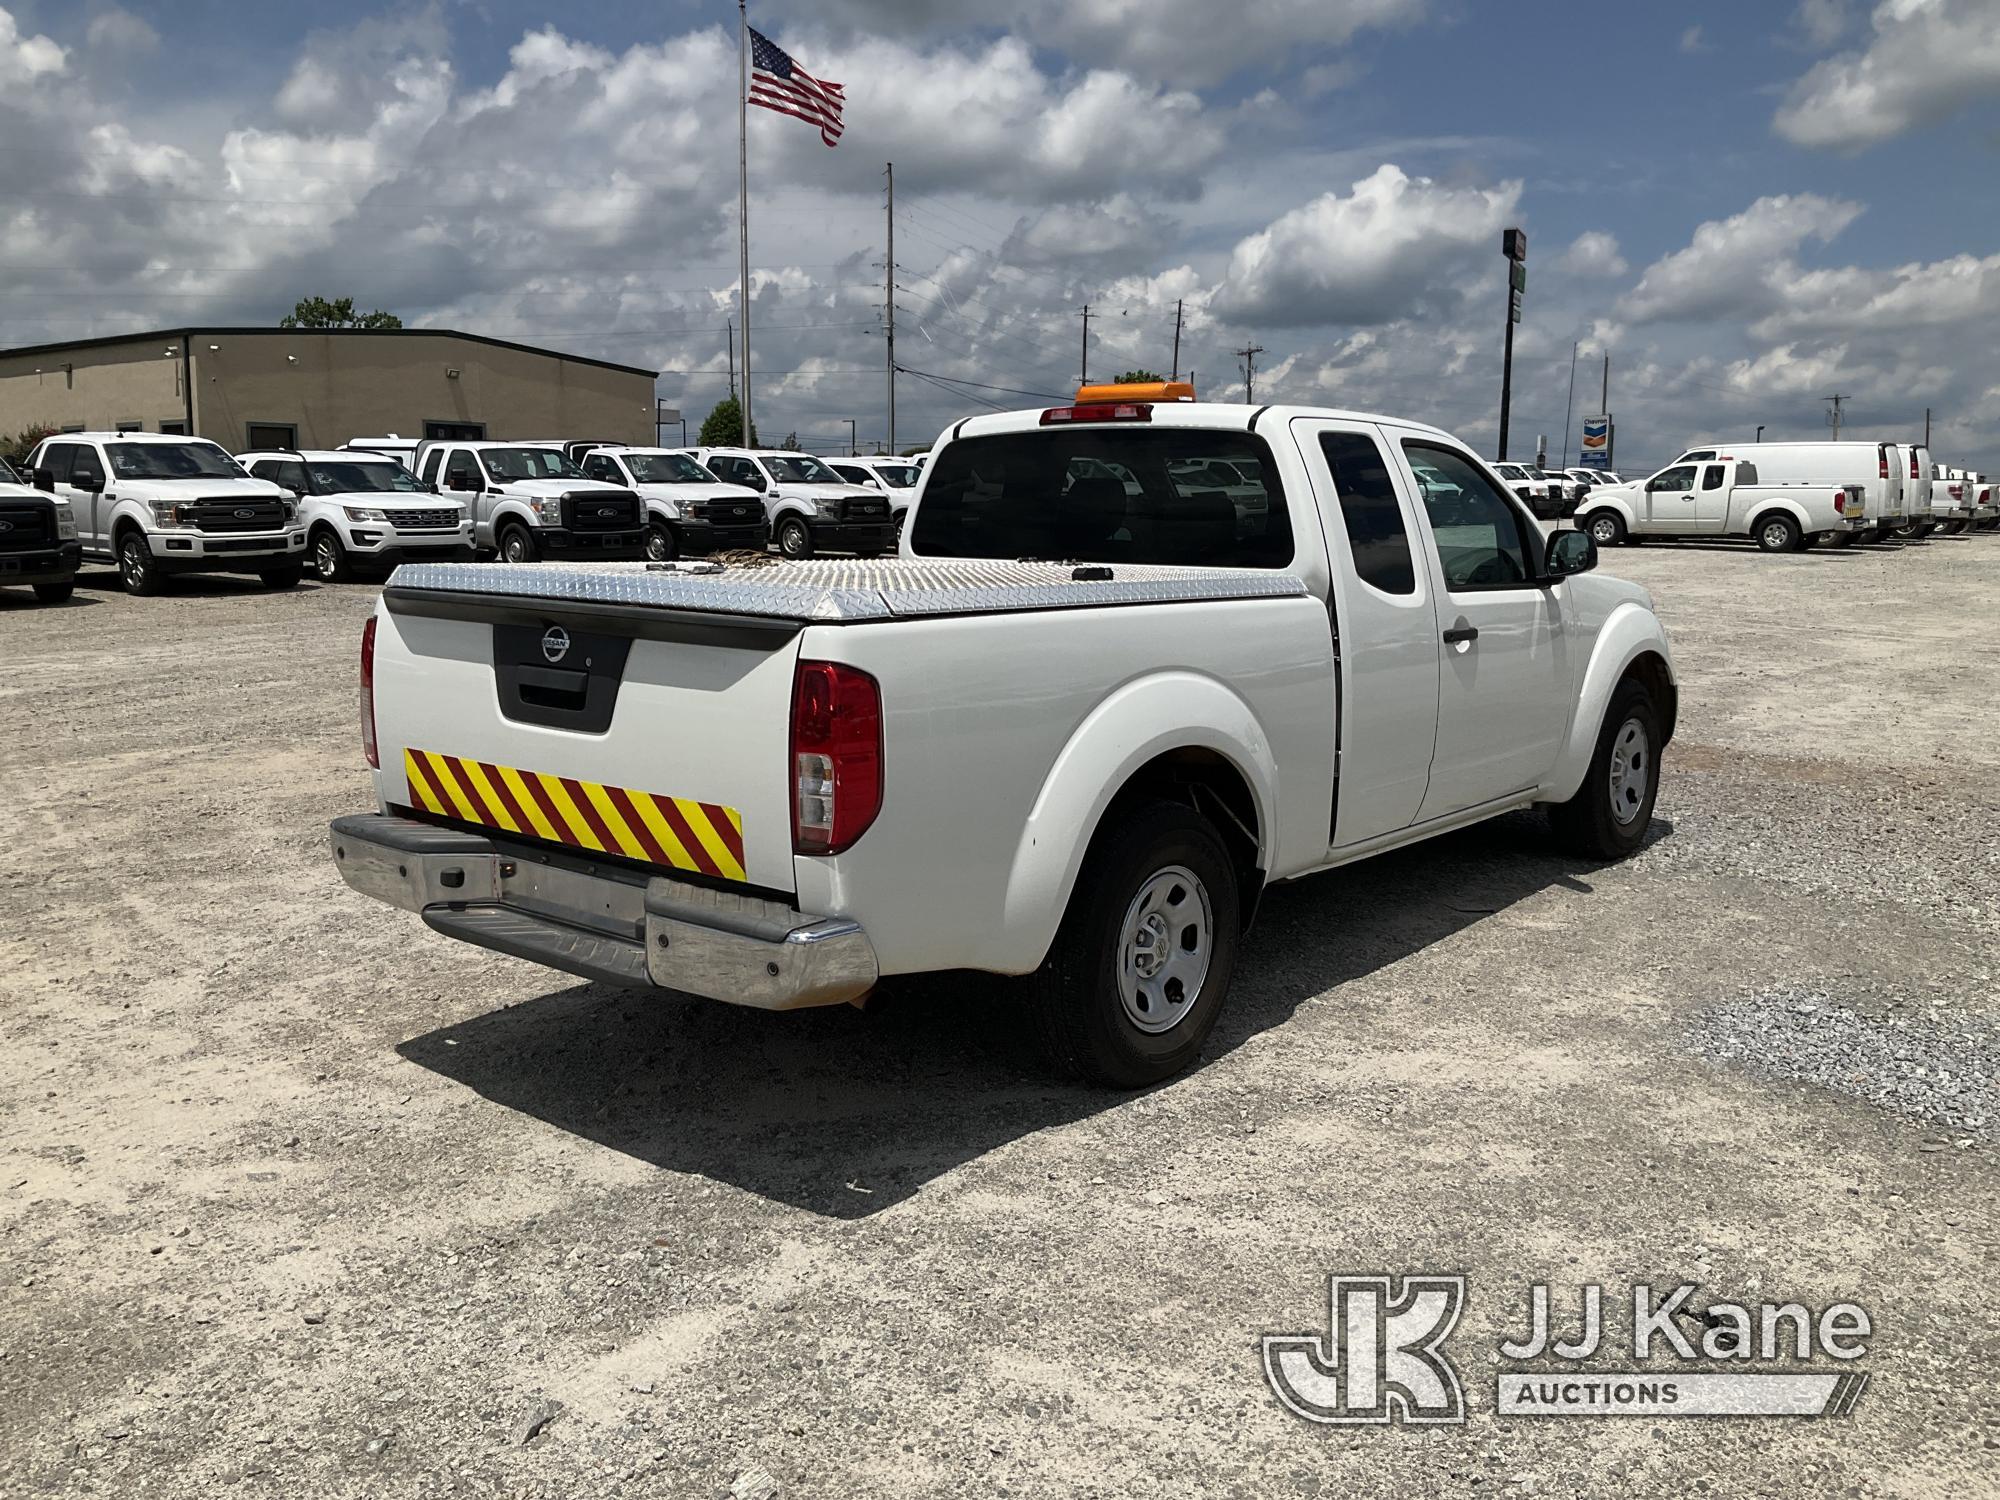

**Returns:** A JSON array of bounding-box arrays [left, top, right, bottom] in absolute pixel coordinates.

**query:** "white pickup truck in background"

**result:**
[[1577, 453, 1868, 552], [331, 394, 1676, 1086]]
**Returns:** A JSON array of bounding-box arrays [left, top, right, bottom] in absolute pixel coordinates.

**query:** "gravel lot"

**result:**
[[4, 533, 1997, 1497]]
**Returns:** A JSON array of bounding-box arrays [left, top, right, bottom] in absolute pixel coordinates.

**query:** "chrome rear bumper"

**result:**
[[329, 813, 876, 1009]]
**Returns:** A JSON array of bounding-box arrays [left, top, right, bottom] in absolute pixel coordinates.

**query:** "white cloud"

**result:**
[[1792, 0, 1853, 49], [1752, 250, 2000, 340], [1774, 0, 2000, 149], [1621, 194, 1862, 323], [1554, 231, 1628, 278], [1211, 164, 1520, 326], [85, 9, 159, 54], [0, 6, 65, 84]]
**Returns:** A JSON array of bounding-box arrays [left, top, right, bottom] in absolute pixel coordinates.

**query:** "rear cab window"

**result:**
[[909, 427, 1292, 567]]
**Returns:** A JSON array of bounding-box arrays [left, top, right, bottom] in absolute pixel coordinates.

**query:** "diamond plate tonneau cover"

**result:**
[[387, 557, 1307, 623]]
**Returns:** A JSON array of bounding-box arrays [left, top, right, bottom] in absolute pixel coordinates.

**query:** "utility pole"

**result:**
[[1499, 228, 1527, 460], [884, 162, 896, 456], [1756, 424, 1765, 442], [1560, 340, 1578, 468], [1171, 299, 1184, 381], [1079, 304, 1093, 388], [1924, 407, 1931, 448], [846, 418, 857, 455], [725, 319, 736, 400], [1235, 344, 1265, 403], [1824, 393, 1846, 441], [1600, 351, 1611, 468]]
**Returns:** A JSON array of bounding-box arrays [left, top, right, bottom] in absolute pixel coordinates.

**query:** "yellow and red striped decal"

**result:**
[[402, 748, 747, 884]]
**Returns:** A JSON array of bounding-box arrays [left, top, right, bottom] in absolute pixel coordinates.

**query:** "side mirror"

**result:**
[[75, 470, 105, 493], [1545, 528, 1597, 580], [32, 466, 54, 493]]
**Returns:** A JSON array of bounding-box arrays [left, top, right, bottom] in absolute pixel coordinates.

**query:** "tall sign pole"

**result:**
[[738, 0, 753, 445], [1498, 228, 1526, 461], [885, 162, 896, 455]]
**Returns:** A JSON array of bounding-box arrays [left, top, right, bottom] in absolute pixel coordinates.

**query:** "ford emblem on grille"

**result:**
[[542, 626, 571, 664], [596, 507, 616, 518], [0, 520, 13, 532], [234, 508, 254, 518]]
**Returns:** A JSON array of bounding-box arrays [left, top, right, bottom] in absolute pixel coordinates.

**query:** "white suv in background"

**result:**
[[575, 446, 768, 560], [25, 432, 305, 595], [693, 448, 896, 558], [240, 450, 474, 582]]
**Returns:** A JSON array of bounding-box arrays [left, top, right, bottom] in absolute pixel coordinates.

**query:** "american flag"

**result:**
[[748, 27, 845, 147]]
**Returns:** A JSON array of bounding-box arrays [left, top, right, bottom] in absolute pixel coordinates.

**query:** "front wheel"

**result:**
[[499, 525, 539, 564], [776, 516, 814, 558], [1547, 678, 1661, 860], [118, 531, 166, 596], [1583, 510, 1626, 548], [1754, 513, 1802, 553], [643, 522, 680, 562], [312, 529, 352, 582], [32, 581, 74, 604], [1025, 801, 1240, 1088]]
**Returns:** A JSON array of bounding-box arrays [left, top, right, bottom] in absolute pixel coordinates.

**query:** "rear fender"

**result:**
[[1738, 495, 1813, 535], [1546, 603, 1676, 802], [999, 671, 1278, 973]]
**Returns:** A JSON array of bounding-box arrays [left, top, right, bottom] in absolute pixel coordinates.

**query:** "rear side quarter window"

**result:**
[[1320, 432, 1415, 595]]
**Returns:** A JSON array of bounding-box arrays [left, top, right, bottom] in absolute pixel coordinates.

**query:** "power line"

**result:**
[[1235, 344, 1266, 403]]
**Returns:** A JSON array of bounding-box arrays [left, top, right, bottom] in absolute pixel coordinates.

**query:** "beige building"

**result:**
[[0, 327, 657, 452]]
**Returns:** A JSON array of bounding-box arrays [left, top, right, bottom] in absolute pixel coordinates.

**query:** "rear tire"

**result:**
[[1025, 801, 1240, 1088], [1583, 510, 1625, 548], [1855, 528, 1884, 545], [1941, 520, 1968, 535], [1824, 531, 1855, 547], [499, 525, 538, 564], [1547, 677, 1662, 860], [1754, 513, 1802, 553], [258, 564, 303, 591], [32, 581, 74, 603], [117, 529, 166, 596]]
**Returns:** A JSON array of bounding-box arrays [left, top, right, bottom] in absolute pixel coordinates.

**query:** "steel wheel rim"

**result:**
[[645, 526, 674, 562], [1116, 864, 1213, 1035], [1590, 516, 1617, 544], [780, 523, 807, 556], [504, 534, 527, 562], [1608, 717, 1650, 827], [1762, 521, 1789, 550]]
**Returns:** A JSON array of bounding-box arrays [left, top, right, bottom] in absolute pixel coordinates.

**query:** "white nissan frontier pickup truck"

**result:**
[[330, 388, 1676, 1086]]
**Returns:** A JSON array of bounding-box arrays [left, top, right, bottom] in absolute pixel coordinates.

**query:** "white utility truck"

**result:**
[[576, 446, 768, 561], [1649, 440, 1905, 545], [1578, 450, 1871, 552], [25, 432, 306, 594], [411, 441, 646, 563], [693, 448, 896, 558], [330, 389, 1677, 1086]]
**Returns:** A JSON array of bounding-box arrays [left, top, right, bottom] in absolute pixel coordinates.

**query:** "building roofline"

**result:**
[[0, 325, 658, 380]]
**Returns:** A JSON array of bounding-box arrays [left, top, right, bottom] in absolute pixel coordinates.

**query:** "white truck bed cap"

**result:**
[[385, 557, 1305, 624]]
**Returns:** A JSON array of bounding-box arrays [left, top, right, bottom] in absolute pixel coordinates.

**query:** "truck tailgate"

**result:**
[[373, 573, 801, 893]]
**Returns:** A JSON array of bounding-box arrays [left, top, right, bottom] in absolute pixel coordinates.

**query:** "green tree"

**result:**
[[780, 432, 801, 451], [697, 396, 759, 448], [1116, 369, 1164, 383], [3, 424, 56, 469], [280, 296, 403, 330]]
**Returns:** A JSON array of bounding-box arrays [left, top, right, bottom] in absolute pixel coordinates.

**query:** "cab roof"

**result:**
[[239, 449, 403, 463], [944, 400, 1461, 447]]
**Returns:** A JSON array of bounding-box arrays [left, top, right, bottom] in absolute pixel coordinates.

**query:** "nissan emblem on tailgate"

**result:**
[[542, 626, 571, 664]]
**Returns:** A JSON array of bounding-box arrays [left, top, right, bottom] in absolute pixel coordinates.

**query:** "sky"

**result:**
[[2, 0, 1998, 470]]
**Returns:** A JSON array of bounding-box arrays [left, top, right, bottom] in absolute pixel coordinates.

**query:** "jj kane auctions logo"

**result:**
[[1263, 1275, 1871, 1424]]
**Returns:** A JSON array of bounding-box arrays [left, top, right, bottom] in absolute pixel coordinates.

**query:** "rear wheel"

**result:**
[[1941, 520, 1969, 535], [643, 522, 680, 562], [1584, 510, 1625, 548], [259, 564, 303, 590], [776, 516, 814, 558], [32, 581, 74, 604], [1025, 801, 1240, 1088], [311, 528, 352, 582], [1754, 513, 1802, 553], [1823, 531, 1855, 547], [1855, 528, 1884, 545], [1547, 677, 1661, 860], [117, 530, 166, 596], [499, 525, 538, 564]]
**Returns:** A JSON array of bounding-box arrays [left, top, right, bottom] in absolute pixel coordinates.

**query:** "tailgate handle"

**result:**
[[513, 664, 590, 710]]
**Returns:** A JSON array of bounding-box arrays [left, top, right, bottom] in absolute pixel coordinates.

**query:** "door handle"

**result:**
[[1442, 625, 1479, 645]]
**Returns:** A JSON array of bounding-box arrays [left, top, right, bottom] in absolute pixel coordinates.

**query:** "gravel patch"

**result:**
[[1687, 981, 1998, 1136]]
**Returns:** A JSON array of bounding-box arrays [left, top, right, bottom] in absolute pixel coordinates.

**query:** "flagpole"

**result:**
[[738, 0, 752, 447]]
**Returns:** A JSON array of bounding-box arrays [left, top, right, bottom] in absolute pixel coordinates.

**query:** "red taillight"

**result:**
[[1879, 449, 1889, 479], [1910, 450, 1921, 479], [1040, 402, 1153, 425], [1982, 488, 1993, 505], [1834, 491, 1848, 513], [360, 615, 379, 770], [790, 660, 882, 855]]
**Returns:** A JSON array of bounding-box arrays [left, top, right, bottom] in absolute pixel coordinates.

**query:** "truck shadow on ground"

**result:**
[[397, 809, 1666, 1219]]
